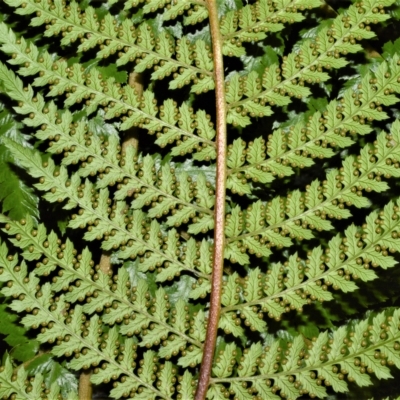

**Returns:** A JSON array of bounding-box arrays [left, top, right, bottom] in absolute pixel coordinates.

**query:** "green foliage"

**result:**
[[0, 303, 39, 362], [0, 356, 77, 400], [0, 105, 39, 220], [1, 0, 400, 399]]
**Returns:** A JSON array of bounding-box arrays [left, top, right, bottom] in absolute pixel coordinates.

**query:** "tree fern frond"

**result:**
[[220, 199, 400, 328], [226, 0, 395, 127], [0, 356, 70, 400], [212, 309, 400, 399], [0, 240, 205, 395], [1, 140, 213, 283], [1, 0, 400, 398], [0, 215, 203, 356], [220, 0, 322, 58], [1, 1, 215, 92], [0, 245, 169, 398], [0, 62, 217, 230], [227, 56, 400, 194], [0, 27, 216, 158], [225, 121, 400, 265]]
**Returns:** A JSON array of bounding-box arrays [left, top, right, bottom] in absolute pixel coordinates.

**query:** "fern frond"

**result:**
[[0, 63, 217, 233], [227, 56, 400, 196], [211, 309, 400, 399], [226, 0, 395, 127], [2, 0, 400, 398], [221, 0, 322, 57], [0, 215, 203, 355], [0, 240, 205, 397], [0, 26, 216, 158], [5, 68, 217, 231], [0, 356, 71, 400], [1, 139, 213, 282], [225, 121, 400, 265], [220, 200, 400, 329], [1, 1, 215, 93]]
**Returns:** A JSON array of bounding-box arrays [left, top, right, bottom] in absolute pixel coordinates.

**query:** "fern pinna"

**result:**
[[1, 0, 400, 399]]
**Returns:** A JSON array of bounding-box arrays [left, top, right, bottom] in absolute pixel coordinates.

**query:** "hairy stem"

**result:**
[[122, 71, 143, 155], [78, 370, 93, 400], [99, 252, 112, 274], [195, 1, 227, 399]]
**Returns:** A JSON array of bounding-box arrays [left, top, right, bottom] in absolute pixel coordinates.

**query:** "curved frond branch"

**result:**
[[195, 0, 227, 398]]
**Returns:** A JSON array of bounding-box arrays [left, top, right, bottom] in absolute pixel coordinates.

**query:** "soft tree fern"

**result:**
[[0, 0, 400, 399]]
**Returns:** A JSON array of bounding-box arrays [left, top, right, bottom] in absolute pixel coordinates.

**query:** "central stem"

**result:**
[[194, 1, 227, 399]]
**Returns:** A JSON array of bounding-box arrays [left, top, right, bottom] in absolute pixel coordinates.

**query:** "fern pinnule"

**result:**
[[0, 356, 67, 400], [141, 0, 209, 26], [220, 0, 322, 57]]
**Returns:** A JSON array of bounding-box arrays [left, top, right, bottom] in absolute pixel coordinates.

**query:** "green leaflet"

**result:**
[[0, 356, 76, 400]]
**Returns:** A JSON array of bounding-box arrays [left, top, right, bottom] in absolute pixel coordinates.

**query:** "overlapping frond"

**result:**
[[0, 356, 74, 400]]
